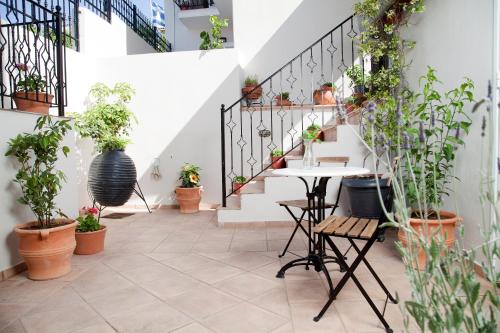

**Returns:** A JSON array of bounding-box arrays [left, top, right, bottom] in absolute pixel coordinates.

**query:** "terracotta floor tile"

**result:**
[[289, 301, 347, 332], [249, 287, 291, 318], [222, 252, 277, 271], [214, 272, 283, 300], [160, 253, 219, 273], [140, 272, 202, 299], [186, 261, 243, 284], [230, 239, 268, 252], [172, 322, 215, 333]]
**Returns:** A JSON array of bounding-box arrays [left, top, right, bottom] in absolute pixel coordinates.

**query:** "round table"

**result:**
[[272, 166, 369, 277]]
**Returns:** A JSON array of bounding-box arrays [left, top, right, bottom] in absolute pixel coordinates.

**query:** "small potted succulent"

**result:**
[[75, 207, 106, 255], [232, 176, 247, 194], [275, 92, 292, 106], [12, 63, 53, 114], [346, 64, 369, 95], [180, 1, 190, 10], [5, 116, 76, 280], [176, 163, 202, 213], [241, 75, 262, 101], [344, 96, 357, 112], [271, 149, 285, 169], [313, 82, 336, 105]]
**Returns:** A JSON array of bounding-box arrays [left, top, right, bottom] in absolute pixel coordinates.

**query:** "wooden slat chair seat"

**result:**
[[314, 215, 379, 239], [277, 200, 337, 211]]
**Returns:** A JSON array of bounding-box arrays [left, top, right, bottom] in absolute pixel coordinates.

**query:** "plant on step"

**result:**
[[74, 82, 137, 153], [244, 75, 258, 86], [14, 63, 46, 92], [199, 15, 229, 50], [271, 149, 284, 157], [278, 92, 290, 100], [76, 207, 100, 232], [233, 176, 246, 184], [179, 163, 201, 188], [346, 64, 368, 88], [5, 116, 72, 229]]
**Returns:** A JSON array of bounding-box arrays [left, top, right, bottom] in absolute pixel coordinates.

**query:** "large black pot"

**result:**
[[88, 150, 137, 207], [343, 175, 390, 218]]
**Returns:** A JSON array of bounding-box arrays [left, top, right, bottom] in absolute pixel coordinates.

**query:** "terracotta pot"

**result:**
[[14, 219, 77, 280], [75, 225, 107, 255], [345, 103, 356, 113], [313, 85, 336, 105], [307, 129, 324, 142], [176, 186, 202, 213], [271, 156, 285, 169], [275, 96, 292, 107], [233, 182, 245, 194], [242, 85, 262, 100], [13, 91, 53, 114], [397, 210, 459, 269]]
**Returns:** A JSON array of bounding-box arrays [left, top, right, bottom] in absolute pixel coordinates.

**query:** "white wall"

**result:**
[[404, 0, 495, 250], [94, 49, 240, 207], [0, 112, 79, 272]]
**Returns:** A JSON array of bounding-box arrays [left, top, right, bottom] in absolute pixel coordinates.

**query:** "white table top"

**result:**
[[272, 167, 370, 178]]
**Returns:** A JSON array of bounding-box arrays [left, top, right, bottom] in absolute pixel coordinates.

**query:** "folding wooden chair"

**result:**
[[276, 156, 349, 257], [312, 179, 397, 333]]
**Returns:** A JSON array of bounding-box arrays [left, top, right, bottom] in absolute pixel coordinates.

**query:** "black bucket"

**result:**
[[343, 175, 390, 218]]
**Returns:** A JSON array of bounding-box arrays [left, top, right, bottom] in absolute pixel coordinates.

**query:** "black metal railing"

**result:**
[[111, 0, 171, 52], [81, 0, 110, 21], [220, 15, 363, 206], [0, 0, 68, 116], [174, 0, 214, 10]]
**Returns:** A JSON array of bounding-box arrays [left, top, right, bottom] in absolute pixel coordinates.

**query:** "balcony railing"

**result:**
[[174, 0, 214, 10]]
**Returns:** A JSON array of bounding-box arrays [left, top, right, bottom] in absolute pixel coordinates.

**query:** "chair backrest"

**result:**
[[317, 156, 349, 167]]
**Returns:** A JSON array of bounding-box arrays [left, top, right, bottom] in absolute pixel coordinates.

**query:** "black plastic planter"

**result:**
[[343, 175, 390, 218], [88, 150, 137, 207]]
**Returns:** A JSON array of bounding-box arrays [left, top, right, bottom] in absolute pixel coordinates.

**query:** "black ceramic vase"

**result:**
[[88, 150, 137, 207], [343, 175, 390, 218]]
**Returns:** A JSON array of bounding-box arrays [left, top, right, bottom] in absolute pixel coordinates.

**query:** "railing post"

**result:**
[[74, 0, 80, 51], [153, 26, 158, 51], [221, 104, 227, 207], [105, 0, 112, 22], [132, 4, 137, 30], [54, 5, 65, 117]]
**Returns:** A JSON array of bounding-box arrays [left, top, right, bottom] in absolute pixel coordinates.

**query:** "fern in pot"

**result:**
[[5, 116, 75, 280], [74, 82, 137, 207]]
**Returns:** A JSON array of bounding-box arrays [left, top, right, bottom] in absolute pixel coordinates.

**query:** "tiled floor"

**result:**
[[0, 209, 416, 333]]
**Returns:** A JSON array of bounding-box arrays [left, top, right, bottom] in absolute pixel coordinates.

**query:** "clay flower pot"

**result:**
[[313, 85, 336, 105], [275, 96, 292, 107], [13, 91, 53, 114], [14, 219, 77, 280], [75, 225, 107, 255], [176, 186, 202, 213], [397, 210, 459, 269], [233, 183, 245, 194], [242, 85, 263, 100], [271, 156, 285, 169]]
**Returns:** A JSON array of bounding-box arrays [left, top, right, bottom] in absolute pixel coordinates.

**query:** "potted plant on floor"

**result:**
[[271, 149, 285, 169], [176, 163, 202, 213], [313, 82, 336, 105], [397, 68, 475, 268], [5, 116, 75, 280], [74, 207, 106, 255], [275, 92, 292, 106], [232, 176, 247, 194], [74, 83, 138, 207], [12, 63, 53, 114], [346, 64, 369, 95], [241, 75, 262, 101]]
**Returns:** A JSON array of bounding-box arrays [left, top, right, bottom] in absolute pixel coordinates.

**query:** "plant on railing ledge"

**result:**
[[199, 15, 228, 50]]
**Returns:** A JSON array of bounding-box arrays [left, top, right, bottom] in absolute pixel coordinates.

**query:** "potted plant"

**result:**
[[344, 96, 357, 113], [180, 1, 190, 10], [12, 63, 53, 114], [346, 64, 369, 95], [74, 207, 106, 255], [306, 124, 324, 141], [241, 75, 262, 101], [232, 176, 247, 194], [313, 82, 336, 105], [5, 116, 75, 280], [397, 68, 475, 268], [74, 83, 138, 207], [176, 163, 202, 213], [275, 92, 292, 106], [271, 149, 285, 169]]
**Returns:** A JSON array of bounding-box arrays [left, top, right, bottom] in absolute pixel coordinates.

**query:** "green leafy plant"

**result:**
[[322, 82, 336, 88], [233, 176, 246, 183], [278, 92, 290, 100], [29, 24, 73, 49], [74, 83, 137, 153], [76, 207, 100, 232], [244, 75, 258, 86], [271, 149, 283, 157], [179, 163, 201, 188], [346, 64, 368, 87], [199, 15, 229, 50], [14, 63, 46, 92], [302, 124, 322, 142], [5, 116, 71, 229], [404, 67, 474, 210], [345, 96, 357, 105]]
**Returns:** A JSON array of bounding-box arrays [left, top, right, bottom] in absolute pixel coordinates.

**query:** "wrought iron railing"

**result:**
[[0, 0, 68, 116], [220, 15, 363, 206], [111, 0, 171, 52], [174, 0, 214, 10], [81, 0, 110, 21]]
